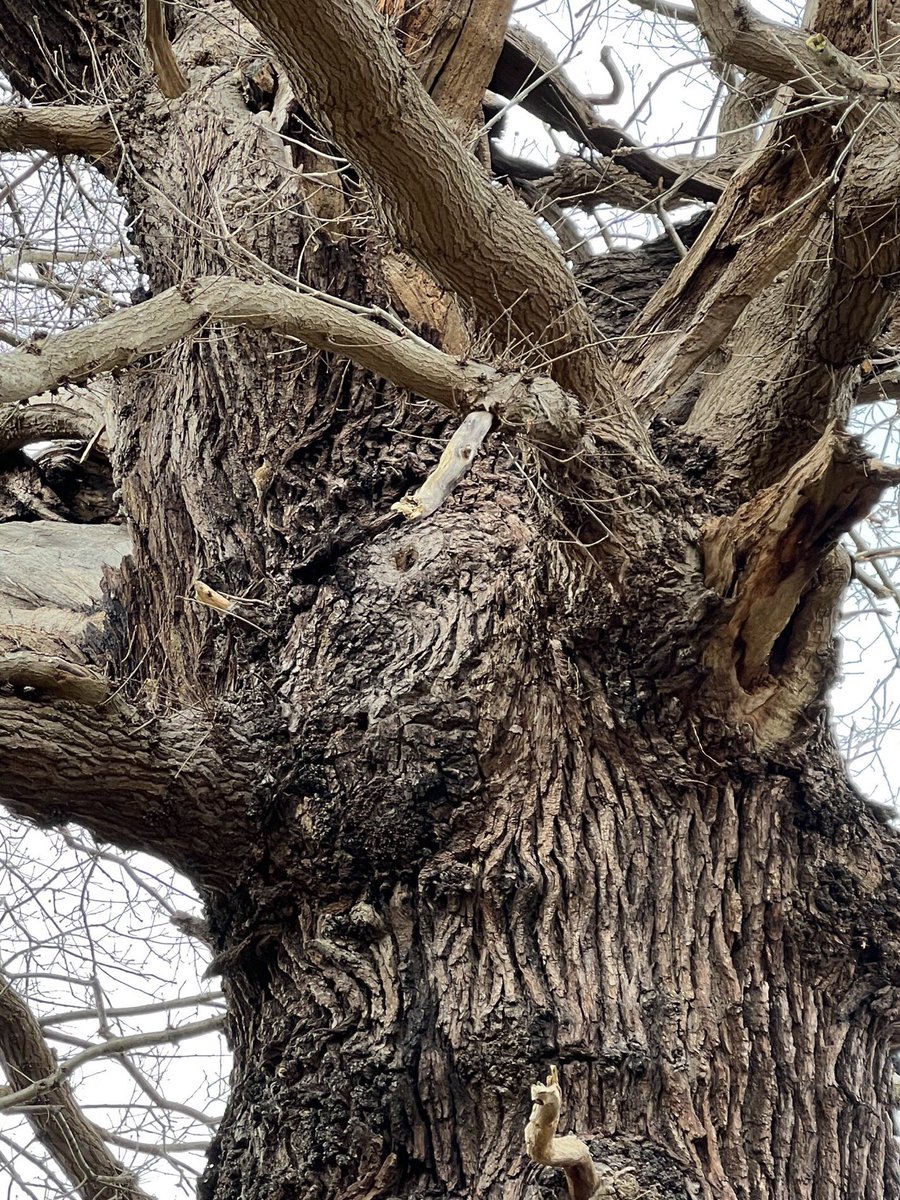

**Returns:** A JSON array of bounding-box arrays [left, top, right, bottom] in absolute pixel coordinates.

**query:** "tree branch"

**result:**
[[0, 652, 118, 708], [227, 0, 644, 436], [0, 275, 639, 466], [693, 0, 900, 98], [0, 394, 102, 455], [0, 683, 258, 889], [618, 100, 840, 411], [0, 106, 114, 156], [0, 969, 156, 1200], [627, 0, 697, 22], [143, 0, 188, 99], [491, 26, 723, 204], [685, 121, 900, 489]]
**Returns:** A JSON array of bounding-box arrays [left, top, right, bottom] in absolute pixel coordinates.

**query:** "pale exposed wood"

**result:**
[[143, 0, 189, 99], [524, 1068, 598, 1200], [392, 409, 493, 519], [701, 427, 900, 746], [380, 251, 470, 355], [0, 105, 114, 156]]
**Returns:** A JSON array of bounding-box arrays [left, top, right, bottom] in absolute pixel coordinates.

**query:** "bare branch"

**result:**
[[143, 0, 188, 99], [0, 393, 103, 455], [228, 0, 642, 433], [626, 0, 697, 22], [0, 106, 114, 157], [693, 0, 900, 98], [40, 992, 224, 1028], [0, 1010, 224, 1113], [0, 275, 614, 460], [492, 26, 723, 204], [685, 122, 900, 489], [0, 968, 156, 1200], [0, 689, 259, 888]]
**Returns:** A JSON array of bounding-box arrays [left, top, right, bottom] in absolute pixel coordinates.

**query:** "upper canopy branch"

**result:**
[[490, 26, 723, 204], [693, 0, 900, 97], [227, 0, 643, 438]]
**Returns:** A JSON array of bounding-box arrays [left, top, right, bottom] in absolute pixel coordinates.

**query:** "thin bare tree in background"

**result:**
[[2, 0, 900, 1198]]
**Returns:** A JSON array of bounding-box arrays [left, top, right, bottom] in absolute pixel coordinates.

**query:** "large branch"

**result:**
[[685, 119, 900, 490], [693, 0, 900, 96], [0, 521, 130, 659], [0, 276, 635, 466], [619, 0, 900, 417], [227, 0, 644, 439], [0, 969, 156, 1200], [0, 105, 114, 156], [0, 677, 258, 889], [617, 102, 840, 410]]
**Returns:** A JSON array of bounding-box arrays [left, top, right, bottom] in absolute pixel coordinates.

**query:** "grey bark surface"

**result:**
[[0, 3, 898, 1200]]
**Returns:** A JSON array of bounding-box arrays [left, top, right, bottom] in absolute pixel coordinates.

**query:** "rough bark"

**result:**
[[0, 3, 899, 1200]]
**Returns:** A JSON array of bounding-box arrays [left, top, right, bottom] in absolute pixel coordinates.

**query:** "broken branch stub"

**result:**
[[525, 1067, 599, 1200], [392, 409, 493, 520], [701, 425, 900, 745]]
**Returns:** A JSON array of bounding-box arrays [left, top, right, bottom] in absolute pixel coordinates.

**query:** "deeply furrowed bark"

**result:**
[[0, 3, 899, 1200]]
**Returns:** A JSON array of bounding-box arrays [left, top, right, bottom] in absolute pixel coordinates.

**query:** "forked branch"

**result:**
[[228, 0, 641, 435], [0, 276, 649, 471]]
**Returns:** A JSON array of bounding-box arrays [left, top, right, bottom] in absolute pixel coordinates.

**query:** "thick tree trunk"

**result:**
[[1, 3, 899, 1200]]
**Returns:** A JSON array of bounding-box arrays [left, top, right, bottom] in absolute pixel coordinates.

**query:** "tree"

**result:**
[[0, 0, 899, 1197]]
